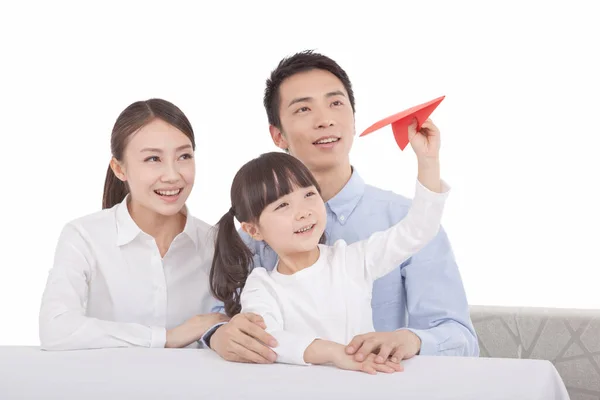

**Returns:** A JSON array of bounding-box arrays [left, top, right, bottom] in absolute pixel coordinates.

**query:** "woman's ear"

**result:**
[[241, 222, 263, 241], [109, 157, 127, 182]]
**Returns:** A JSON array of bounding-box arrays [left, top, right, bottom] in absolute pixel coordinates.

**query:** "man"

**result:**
[[205, 50, 479, 365]]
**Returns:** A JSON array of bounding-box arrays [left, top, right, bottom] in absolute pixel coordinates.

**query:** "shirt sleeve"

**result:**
[[343, 178, 450, 284], [400, 225, 480, 357], [38, 223, 167, 351], [240, 269, 317, 366]]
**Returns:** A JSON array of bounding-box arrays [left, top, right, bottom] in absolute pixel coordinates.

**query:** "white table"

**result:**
[[0, 346, 569, 399]]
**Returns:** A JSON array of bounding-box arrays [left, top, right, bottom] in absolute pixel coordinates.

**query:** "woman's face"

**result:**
[[111, 118, 195, 217]]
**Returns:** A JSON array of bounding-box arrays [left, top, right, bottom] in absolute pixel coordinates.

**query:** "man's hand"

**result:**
[[210, 313, 278, 364], [345, 330, 421, 365], [166, 313, 230, 349]]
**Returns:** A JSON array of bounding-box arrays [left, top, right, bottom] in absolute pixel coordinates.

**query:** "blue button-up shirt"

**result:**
[[208, 168, 479, 357]]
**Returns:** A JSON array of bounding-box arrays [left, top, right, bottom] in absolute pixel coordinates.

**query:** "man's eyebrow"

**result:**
[[287, 90, 346, 108]]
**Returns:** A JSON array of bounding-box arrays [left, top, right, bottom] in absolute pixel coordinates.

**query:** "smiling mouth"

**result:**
[[313, 137, 340, 145], [294, 224, 316, 234], [154, 188, 182, 197]]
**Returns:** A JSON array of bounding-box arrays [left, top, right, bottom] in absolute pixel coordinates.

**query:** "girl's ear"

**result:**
[[241, 222, 264, 241]]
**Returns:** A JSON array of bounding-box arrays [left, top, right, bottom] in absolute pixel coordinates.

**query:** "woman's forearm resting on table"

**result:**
[[39, 312, 166, 350]]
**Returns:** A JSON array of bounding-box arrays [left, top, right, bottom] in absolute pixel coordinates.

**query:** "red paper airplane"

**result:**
[[359, 95, 445, 150]]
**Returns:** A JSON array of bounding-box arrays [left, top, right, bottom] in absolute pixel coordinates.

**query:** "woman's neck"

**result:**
[[276, 246, 321, 275], [128, 199, 186, 257]]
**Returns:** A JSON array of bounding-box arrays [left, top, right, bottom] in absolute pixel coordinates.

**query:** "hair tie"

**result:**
[[228, 207, 235, 217]]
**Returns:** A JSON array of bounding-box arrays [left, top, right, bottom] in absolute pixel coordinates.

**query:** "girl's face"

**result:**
[[243, 185, 327, 257], [110, 118, 195, 217]]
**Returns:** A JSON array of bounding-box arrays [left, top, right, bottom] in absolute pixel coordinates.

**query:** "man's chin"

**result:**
[[307, 157, 349, 174]]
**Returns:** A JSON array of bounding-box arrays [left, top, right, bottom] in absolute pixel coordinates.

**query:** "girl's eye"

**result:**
[[275, 202, 288, 210], [306, 191, 316, 197], [145, 156, 160, 162], [180, 153, 193, 160]]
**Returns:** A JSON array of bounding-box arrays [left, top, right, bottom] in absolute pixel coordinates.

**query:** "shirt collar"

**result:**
[[115, 195, 198, 249], [326, 167, 366, 225]]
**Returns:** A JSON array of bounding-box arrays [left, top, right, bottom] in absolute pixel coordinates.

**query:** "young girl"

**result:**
[[210, 123, 449, 374]]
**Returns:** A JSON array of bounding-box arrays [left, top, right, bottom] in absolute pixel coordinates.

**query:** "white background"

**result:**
[[1, 1, 598, 346]]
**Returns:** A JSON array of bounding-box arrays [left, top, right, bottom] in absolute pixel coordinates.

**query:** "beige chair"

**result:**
[[470, 305, 600, 400]]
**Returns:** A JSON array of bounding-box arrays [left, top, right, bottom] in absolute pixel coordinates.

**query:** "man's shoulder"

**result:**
[[360, 183, 413, 219]]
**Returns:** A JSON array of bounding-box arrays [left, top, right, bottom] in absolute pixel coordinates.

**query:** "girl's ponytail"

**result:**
[[209, 208, 254, 317]]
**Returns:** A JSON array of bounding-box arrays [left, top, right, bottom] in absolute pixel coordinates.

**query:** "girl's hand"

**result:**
[[332, 346, 403, 374], [408, 118, 441, 161]]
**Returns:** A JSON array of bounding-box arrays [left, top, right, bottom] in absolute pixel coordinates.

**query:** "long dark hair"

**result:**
[[210, 152, 326, 317], [102, 99, 195, 209]]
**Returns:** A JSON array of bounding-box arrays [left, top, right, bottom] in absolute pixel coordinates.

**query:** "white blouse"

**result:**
[[39, 196, 218, 350]]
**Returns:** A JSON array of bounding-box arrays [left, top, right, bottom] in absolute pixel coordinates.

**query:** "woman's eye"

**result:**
[[145, 156, 159, 162]]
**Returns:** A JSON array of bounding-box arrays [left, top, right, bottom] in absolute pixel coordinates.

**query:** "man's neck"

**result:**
[[311, 163, 353, 203]]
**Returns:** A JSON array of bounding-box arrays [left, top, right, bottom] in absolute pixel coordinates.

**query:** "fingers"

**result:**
[[227, 341, 272, 364], [360, 362, 378, 375], [212, 316, 277, 364], [234, 331, 277, 363], [244, 313, 267, 329], [390, 346, 415, 364], [372, 362, 397, 373], [419, 118, 439, 137], [239, 317, 278, 348], [361, 354, 398, 374], [345, 335, 366, 355], [375, 344, 395, 363], [354, 338, 380, 362], [386, 360, 404, 372], [408, 117, 418, 141]]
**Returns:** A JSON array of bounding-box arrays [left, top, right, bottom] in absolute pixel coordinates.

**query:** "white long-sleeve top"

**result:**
[[240, 179, 450, 365], [38, 195, 217, 350]]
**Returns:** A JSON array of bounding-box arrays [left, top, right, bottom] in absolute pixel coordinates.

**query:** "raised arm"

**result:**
[[345, 117, 448, 283], [344, 177, 449, 284]]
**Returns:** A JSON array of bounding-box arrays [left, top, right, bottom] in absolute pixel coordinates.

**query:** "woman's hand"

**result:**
[[166, 313, 230, 348]]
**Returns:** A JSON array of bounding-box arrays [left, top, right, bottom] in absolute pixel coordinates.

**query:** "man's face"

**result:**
[[270, 69, 355, 173]]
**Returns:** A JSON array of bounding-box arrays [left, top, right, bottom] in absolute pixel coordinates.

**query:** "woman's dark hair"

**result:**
[[102, 98, 195, 209], [210, 152, 326, 317]]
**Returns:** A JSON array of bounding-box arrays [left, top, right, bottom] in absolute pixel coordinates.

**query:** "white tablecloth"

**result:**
[[0, 346, 569, 399]]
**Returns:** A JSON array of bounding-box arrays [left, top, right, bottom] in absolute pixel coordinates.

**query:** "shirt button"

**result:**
[[340, 215, 345, 221]]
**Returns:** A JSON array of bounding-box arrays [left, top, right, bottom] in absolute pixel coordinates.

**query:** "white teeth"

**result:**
[[155, 189, 181, 196], [315, 137, 339, 144], [295, 224, 314, 233]]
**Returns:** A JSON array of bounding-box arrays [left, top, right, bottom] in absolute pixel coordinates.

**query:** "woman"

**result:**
[[39, 99, 228, 350]]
